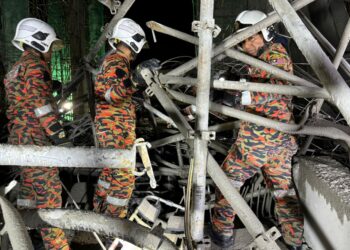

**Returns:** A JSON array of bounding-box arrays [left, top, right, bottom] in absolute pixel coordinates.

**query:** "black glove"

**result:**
[[222, 91, 241, 107], [48, 125, 74, 147], [52, 80, 62, 92], [138, 58, 161, 72], [132, 58, 161, 87], [50, 132, 74, 147]]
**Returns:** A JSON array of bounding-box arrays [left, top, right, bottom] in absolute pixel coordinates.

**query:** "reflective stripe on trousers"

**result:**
[[106, 195, 129, 207], [273, 189, 296, 198], [17, 198, 36, 208]]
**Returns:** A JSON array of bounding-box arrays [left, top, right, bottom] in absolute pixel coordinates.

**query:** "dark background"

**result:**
[[109, 0, 197, 64]]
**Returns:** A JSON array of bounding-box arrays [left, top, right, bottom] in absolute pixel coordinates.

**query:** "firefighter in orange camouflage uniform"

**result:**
[[211, 11, 303, 250], [4, 18, 71, 249], [93, 18, 160, 219]]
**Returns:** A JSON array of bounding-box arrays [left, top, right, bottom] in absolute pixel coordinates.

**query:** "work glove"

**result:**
[[222, 78, 252, 107], [240, 90, 252, 105], [48, 124, 74, 147], [222, 91, 241, 107], [50, 131, 74, 147], [222, 90, 252, 107], [183, 105, 197, 121], [131, 58, 161, 87], [52, 80, 62, 92]]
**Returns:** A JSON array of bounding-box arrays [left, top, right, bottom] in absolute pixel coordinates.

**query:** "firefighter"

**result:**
[[210, 10, 303, 250], [93, 18, 160, 219], [4, 18, 71, 249]]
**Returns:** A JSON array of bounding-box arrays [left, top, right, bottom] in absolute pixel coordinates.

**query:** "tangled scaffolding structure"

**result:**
[[1, 0, 350, 249]]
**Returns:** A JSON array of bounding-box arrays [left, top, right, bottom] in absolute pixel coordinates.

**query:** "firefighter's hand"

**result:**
[[132, 58, 161, 87], [50, 130, 74, 147], [222, 90, 241, 107], [138, 58, 161, 73]]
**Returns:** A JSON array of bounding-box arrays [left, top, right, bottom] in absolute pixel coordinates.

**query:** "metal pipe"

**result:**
[[208, 121, 240, 132], [155, 155, 180, 169], [142, 70, 194, 137], [168, 90, 350, 146], [148, 87, 279, 247], [146, 21, 199, 45], [151, 133, 185, 149], [143, 92, 158, 129], [62, 69, 85, 99], [185, 159, 195, 250], [145, 195, 185, 211], [297, 14, 350, 154], [208, 141, 229, 155], [300, 12, 350, 76], [176, 142, 184, 168], [207, 154, 280, 249], [0, 196, 33, 250], [225, 49, 317, 87], [333, 18, 350, 68], [308, 119, 350, 135], [20, 209, 177, 250], [151, 121, 240, 149], [158, 167, 188, 179], [269, 0, 350, 126], [166, 0, 315, 77], [143, 71, 282, 245], [85, 0, 135, 63], [159, 74, 197, 86], [143, 102, 177, 128], [294, 64, 321, 85], [168, 90, 302, 132], [0, 144, 136, 168], [191, 0, 215, 241], [290, 126, 350, 148], [213, 79, 329, 99], [244, 189, 268, 201]]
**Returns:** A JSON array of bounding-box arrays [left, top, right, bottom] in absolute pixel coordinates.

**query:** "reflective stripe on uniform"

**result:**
[[230, 180, 244, 189], [98, 179, 110, 189], [34, 104, 53, 117], [17, 198, 36, 208], [106, 196, 129, 207], [273, 189, 296, 198], [104, 87, 113, 104]]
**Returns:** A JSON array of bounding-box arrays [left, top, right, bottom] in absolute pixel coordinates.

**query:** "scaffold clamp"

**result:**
[[191, 20, 221, 38], [134, 138, 157, 189], [249, 226, 281, 250]]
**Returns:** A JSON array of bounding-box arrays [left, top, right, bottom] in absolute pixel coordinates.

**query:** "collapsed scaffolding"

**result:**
[[1, 0, 350, 249]]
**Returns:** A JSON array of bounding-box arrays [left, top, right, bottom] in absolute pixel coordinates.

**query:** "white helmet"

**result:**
[[108, 18, 146, 53], [12, 18, 63, 53], [234, 10, 274, 42]]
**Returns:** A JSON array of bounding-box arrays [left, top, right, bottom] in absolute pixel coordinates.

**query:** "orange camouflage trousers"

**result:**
[[8, 125, 70, 250], [212, 139, 303, 246], [93, 120, 135, 219]]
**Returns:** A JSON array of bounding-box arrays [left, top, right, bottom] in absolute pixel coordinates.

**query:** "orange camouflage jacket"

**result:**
[[94, 50, 136, 128], [237, 42, 295, 147], [4, 49, 62, 137]]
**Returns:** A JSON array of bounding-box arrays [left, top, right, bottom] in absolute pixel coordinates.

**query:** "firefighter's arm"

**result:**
[[242, 47, 293, 105], [25, 65, 71, 146], [101, 63, 136, 104]]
